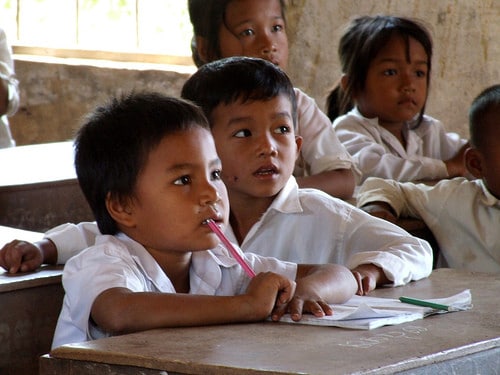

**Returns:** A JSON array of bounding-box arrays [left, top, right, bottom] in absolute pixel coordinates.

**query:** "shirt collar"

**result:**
[[477, 179, 500, 207], [352, 106, 420, 129], [114, 233, 243, 294], [267, 176, 303, 214]]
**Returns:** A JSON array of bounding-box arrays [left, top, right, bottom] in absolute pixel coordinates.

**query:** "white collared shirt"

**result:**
[[52, 233, 296, 348], [294, 88, 359, 180], [357, 177, 500, 273], [224, 177, 432, 285], [334, 107, 467, 183]]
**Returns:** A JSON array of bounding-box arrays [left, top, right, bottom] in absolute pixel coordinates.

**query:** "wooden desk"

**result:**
[[0, 141, 93, 232], [0, 225, 64, 375], [40, 269, 500, 375]]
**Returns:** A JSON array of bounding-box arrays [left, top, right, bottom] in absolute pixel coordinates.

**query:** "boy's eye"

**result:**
[[173, 175, 191, 185], [212, 169, 222, 180], [234, 129, 252, 138], [239, 28, 255, 37], [274, 125, 291, 134]]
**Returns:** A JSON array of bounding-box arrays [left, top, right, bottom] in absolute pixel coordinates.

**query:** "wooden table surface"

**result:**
[[41, 269, 500, 375]]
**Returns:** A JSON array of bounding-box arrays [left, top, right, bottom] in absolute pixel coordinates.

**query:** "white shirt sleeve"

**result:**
[[341, 205, 433, 286], [294, 88, 356, 177], [44, 222, 101, 263], [333, 108, 471, 183], [0, 28, 19, 116]]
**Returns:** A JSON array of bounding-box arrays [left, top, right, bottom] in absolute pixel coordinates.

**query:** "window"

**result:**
[[0, 0, 194, 66]]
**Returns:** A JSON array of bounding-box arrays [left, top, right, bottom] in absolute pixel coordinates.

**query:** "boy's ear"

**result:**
[[105, 192, 137, 228], [195, 36, 209, 65], [294, 135, 303, 161], [464, 147, 483, 179]]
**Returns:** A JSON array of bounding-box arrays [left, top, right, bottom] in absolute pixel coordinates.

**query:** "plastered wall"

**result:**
[[9, 0, 499, 145]]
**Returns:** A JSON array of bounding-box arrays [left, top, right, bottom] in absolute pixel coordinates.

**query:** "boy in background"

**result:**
[[357, 84, 500, 272]]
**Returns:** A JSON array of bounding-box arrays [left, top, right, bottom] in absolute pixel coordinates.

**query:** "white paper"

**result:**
[[274, 289, 472, 330]]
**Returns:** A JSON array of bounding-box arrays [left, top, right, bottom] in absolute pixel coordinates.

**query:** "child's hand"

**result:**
[[0, 240, 44, 273], [273, 288, 333, 322], [271, 264, 357, 322], [351, 264, 389, 296], [361, 202, 397, 223], [244, 272, 296, 320]]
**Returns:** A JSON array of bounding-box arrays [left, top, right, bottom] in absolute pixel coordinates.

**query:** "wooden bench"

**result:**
[[0, 226, 64, 375], [0, 141, 93, 232]]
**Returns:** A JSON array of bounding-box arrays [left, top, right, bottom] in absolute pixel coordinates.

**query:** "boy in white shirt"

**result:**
[[51, 92, 357, 348], [357, 84, 500, 272], [0, 57, 433, 295]]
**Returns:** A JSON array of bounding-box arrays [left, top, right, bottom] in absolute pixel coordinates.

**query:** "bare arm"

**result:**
[[91, 271, 296, 335], [360, 201, 398, 223], [0, 77, 8, 115], [295, 168, 355, 200]]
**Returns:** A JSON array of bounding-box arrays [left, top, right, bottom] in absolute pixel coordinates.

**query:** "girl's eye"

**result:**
[[239, 28, 255, 37], [383, 69, 397, 76], [212, 169, 222, 180], [173, 175, 191, 185], [272, 24, 284, 32], [234, 129, 252, 138], [416, 70, 427, 78], [274, 125, 291, 134]]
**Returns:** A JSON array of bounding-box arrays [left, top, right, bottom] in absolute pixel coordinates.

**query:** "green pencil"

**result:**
[[399, 296, 453, 311]]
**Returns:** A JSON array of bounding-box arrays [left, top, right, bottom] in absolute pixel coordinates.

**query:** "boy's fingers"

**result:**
[[352, 271, 364, 295]]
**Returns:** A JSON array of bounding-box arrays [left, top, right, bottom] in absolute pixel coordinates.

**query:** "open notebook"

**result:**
[[275, 289, 472, 330]]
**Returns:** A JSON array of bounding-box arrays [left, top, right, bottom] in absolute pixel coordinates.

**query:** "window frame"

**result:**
[[3, 0, 195, 67]]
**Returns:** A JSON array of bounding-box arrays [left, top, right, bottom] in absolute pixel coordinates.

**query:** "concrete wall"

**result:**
[[9, 0, 499, 145]]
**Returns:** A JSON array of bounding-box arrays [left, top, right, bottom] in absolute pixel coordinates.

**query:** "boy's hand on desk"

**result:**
[[0, 239, 44, 273], [245, 272, 296, 321], [351, 264, 388, 296]]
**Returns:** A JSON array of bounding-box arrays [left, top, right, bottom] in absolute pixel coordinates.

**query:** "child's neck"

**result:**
[[380, 120, 407, 149], [150, 250, 192, 293], [229, 194, 275, 244]]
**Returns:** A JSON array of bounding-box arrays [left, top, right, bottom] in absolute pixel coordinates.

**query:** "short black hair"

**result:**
[[74, 92, 209, 234], [469, 84, 500, 150], [181, 56, 297, 129]]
